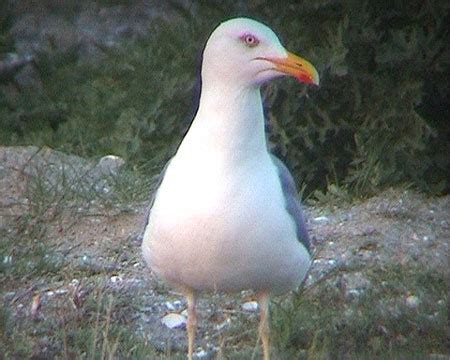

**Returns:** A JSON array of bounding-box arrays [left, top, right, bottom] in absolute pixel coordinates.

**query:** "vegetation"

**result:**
[[0, 0, 448, 197], [0, 163, 156, 359], [0, 156, 447, 358], [272, 264, 447, 359]]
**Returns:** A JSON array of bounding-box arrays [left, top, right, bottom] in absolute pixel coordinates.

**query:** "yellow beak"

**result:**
[[263, 51, 320, 85]]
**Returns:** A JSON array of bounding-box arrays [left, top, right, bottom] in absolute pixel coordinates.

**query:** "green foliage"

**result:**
[[0, 0, 448, 196], [261, 0, 449, 195], [272, 264, 447, 358]]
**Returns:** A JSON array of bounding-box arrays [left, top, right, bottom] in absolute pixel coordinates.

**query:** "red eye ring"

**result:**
[[241, 34, 259, 47]]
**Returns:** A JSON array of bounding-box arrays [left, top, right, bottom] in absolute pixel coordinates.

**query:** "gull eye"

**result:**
[[241, 34, 259, 48]]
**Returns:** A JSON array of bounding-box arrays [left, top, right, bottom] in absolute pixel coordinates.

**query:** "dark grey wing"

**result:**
[[270, 155, 311, 254], [141, 158, 172, 233]]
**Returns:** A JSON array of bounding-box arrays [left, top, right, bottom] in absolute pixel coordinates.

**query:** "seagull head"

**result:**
[[201, 17, 320, 89]]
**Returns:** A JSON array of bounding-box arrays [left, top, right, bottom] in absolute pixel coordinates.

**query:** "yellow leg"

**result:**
[[258, 292, 271, 360], [186, 290, 197, 360]]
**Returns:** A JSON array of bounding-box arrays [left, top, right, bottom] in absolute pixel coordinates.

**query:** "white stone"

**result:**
[[242, 301, 259, 312], [194, 349, 208, 358], [313, 216, 329, 223], [161, 313, 186, 329], [165, 301, 176, 311], [110, 275, 122, 283], [405, 295, 420, 309]]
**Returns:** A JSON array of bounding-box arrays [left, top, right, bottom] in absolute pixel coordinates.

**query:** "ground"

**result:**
[[0, 146, 448, 359]]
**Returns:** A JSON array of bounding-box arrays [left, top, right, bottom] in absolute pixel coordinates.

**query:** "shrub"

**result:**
[[0, 0, 448, 195]]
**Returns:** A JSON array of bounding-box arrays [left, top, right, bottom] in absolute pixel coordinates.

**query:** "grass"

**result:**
[[0, 150, 168, 358], [0, 151, 447, 358], [0, 149, 152, 284], [307, 183, 353, 207], [1, 281, 160, 359], [271, 263, 447, 359]]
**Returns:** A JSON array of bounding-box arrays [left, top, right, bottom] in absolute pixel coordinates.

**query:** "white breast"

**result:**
[[142, 151, 310, 294]]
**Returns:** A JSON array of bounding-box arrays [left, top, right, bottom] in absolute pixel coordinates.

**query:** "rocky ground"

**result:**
[[0, 146, 448, 359]]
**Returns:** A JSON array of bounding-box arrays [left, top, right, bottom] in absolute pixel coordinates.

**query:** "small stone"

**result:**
[[405, 295, 420, 309], [161, 313, 186, 329], [313, 216, 329, 223], [4, 292, 15, 301], [361, 225, 376, 236], [346, 289, 362, 299], [195, 349, 209, 358], [242, 301, 258, 312], [341, 272, 371, 300], [165, 301, 176, 311], [95, 155, 125, 176], [215, 317, 231, 331], [110, 275, 122, 283]]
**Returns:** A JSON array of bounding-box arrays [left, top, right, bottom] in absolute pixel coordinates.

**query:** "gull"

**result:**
[[142, 17, 319, 360]]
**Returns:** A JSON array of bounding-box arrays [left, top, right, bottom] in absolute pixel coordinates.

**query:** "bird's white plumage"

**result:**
[[142, 17, 319, 360], [142, 18, 311, 296], [143, 148, 310, 293]]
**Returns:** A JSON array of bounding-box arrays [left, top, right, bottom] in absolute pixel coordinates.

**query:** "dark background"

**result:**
[[0, 0, 448, 197]]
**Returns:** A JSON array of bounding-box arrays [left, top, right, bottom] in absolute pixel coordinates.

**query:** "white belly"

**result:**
[[142, 153, 310, 294]]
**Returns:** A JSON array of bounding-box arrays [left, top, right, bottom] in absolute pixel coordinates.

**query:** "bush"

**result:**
[[0, 0, 448, 195]]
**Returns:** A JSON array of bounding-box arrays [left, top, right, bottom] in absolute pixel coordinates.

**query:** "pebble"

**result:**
[[164, 300, 182, 311], [405, 295, 420, 309], [165, 301, 175, 311], [215, 317, 231, 331], [161, 313, 186, 329], [341, 272, 372, 300], [241, 301, 259, 312], [313, 216, 329, 223], [195, 349, 209, 358], [3, 292, 15, 301], [96, 155, 125, 176], [110, 275, 122, 283]]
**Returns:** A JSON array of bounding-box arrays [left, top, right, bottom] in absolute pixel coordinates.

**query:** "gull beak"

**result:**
[[263, 51, 320, 86]]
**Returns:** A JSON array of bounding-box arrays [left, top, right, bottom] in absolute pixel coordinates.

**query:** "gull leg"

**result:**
[[258, 292, 271, 360], [186, 290, 197, 360]]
